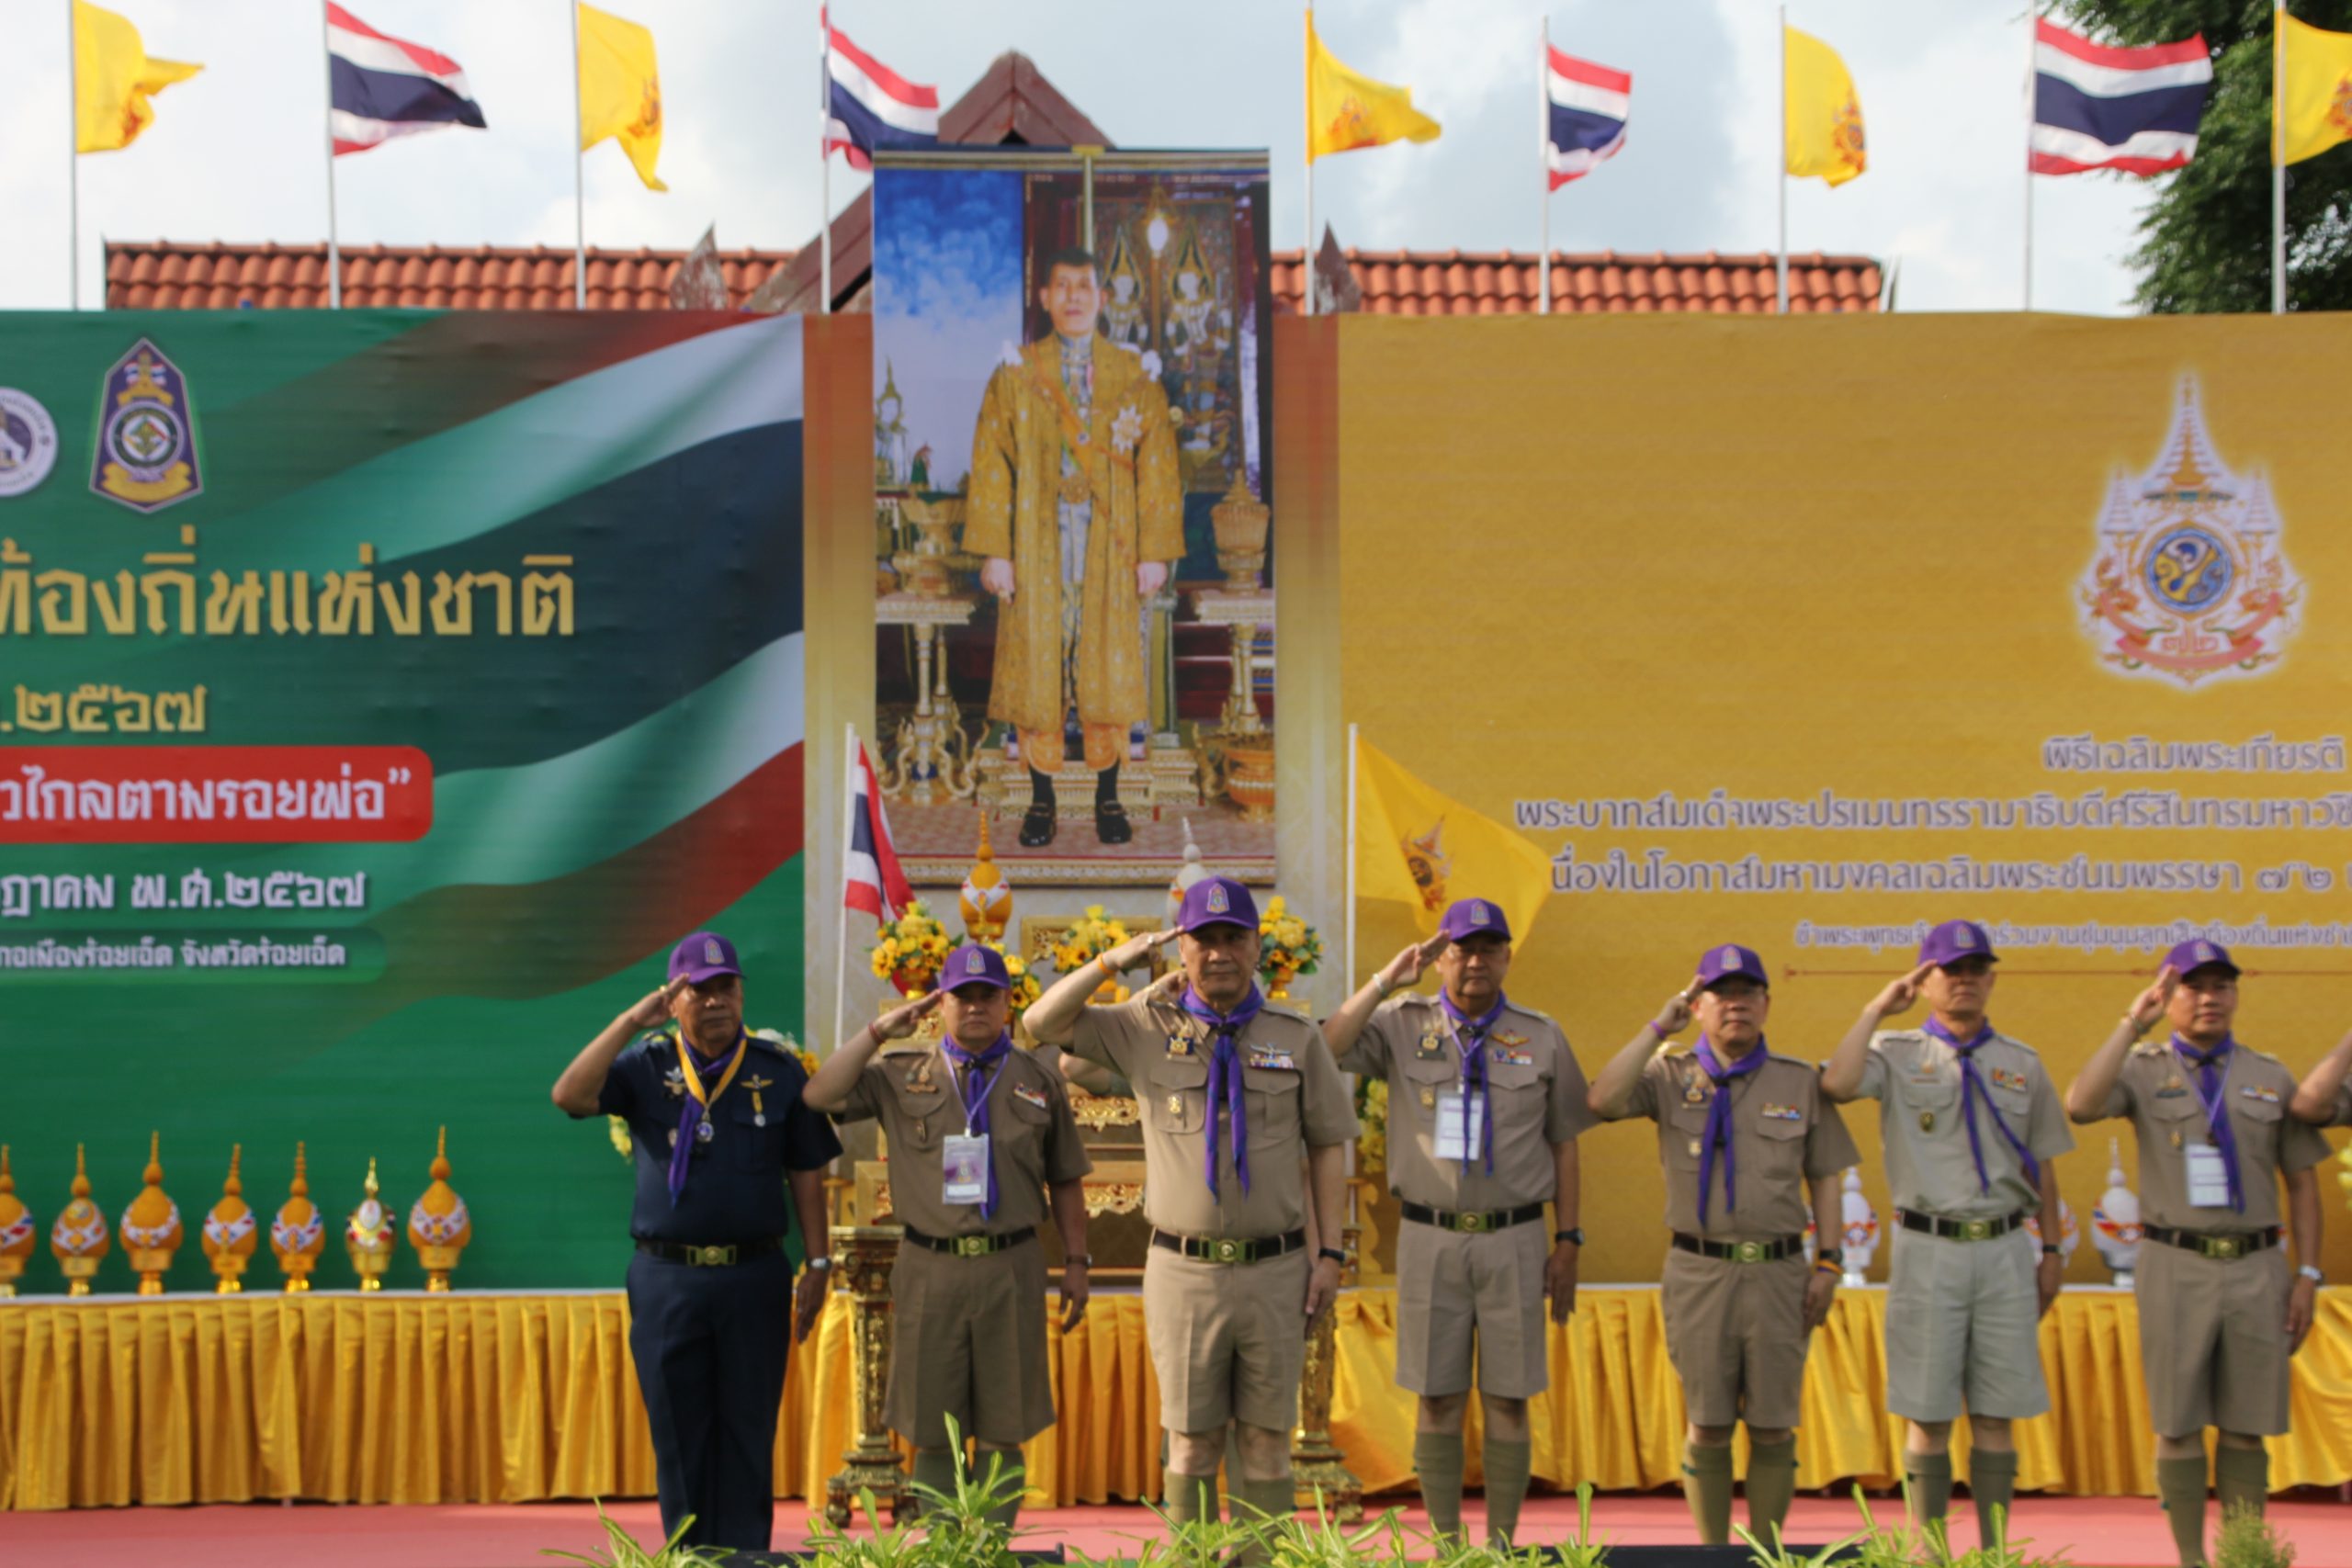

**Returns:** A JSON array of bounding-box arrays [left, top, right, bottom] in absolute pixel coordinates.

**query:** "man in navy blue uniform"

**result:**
[[553, 931, 841, 1554]]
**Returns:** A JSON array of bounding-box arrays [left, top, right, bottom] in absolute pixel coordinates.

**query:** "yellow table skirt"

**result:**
[[8, 1286, 2352, 1510]]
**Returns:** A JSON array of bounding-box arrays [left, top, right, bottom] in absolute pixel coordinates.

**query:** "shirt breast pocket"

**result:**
[[1487, 1059, 1544, 1128], [727, 1096, 777, 1169], [890, 1087, 952, 1151], [1668, 1104, 1710, 1169], [2233, 1093, 2285, 1164], [1403, 1055, 1453, 1123], [1242, 1064, 1301, 1141], [1151, 1058, 1208, 1134], [1753, 1110, 1809, 1176]]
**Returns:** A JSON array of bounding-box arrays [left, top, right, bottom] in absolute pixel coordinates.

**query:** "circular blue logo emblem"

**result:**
[[2144, 525, 2233, 614]]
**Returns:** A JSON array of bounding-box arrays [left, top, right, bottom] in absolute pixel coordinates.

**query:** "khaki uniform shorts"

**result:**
[[1660, 1247, 1809, 1429], [1142, 1247, 1309, 1433], [886, 1237, 1056, 1448], [1395, 1217, 1551, 1399], [1883, 1226, 2049, 1423], [2136, 1240, 2294, 1437]]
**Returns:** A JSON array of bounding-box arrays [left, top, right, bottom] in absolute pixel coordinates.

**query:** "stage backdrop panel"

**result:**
[[0, 311, 807, 1290], [1337, 312, 2352, 1287]]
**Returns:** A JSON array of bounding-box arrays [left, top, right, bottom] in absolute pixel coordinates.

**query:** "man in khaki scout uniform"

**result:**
[[803, 944, 1094, 1526], [1821, 919, 2072, 1545], [1590, 942, 1856, 1547], [1322, 897, 1592, 1546], [1026, 875, 1358, 1539], [2067, 940, 2326, 1568]]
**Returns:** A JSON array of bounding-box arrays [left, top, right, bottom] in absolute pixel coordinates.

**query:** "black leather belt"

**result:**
[[1896, 1208, 2029, 1243], [903, 1225, 1036, 1258], [1151, 1227, 1307, 1265], [1671, 1232, 1803, 1264], [2144, 1223, 2281, 1261], [635, 1237, 780, 1268], [1402, 1201, 1545, 1235]]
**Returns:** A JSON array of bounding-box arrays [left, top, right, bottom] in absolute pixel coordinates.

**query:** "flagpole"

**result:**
[[66, 0, 79, 311], [1776, 5, 1789, 315], [831, 723, 858, 1055], [322, 0, 342, 309], [570, 0, 586, 310], [2022, 4, 2038, 310], [1538, 16, 1551, 315], [820, 6, 832, 315], [2274, 2, 2288, 315], [1345, 724, 1360, 990], [1302, 6, 1315, 318]]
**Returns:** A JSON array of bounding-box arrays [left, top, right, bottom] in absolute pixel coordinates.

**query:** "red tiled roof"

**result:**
[[105, 240, 794, 311], [1272, 248, 1883, 315]]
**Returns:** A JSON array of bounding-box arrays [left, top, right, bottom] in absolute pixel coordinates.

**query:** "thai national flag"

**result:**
[[327, 4, 485, 156], [843, 741, 911, 924], [824, 11, 937, 171], [1546, 46, 1630, 189], [2030, 19, 2211, 175]]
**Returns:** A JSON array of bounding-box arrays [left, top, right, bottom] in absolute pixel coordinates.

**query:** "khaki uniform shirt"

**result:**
[[1071, 992, 1358, 1237], [2091, 1042, 2327, 1233], [1608, 1047, 1858, 1240], [1846, 1026, 2074, 1219], [1335, 992, 1595, 1212], [833, 1043, 1092, 1238]]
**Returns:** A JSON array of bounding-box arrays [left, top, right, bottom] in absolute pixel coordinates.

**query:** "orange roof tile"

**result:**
[[104, 240, 796, 311], [1269, 247, 1881, 315]]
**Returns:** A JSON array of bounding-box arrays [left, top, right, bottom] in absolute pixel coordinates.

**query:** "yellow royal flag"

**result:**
[[74, 0, 201, 154], [1306, 11, 1441, 161], [2279, 13, 2352, 165], [1356, 738, 1551, 945], [1784, 24, 1866, 186], [578, 3, 667, 192]]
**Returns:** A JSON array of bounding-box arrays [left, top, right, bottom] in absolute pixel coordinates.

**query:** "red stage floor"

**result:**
[[0, 1492, 2344, 1566]]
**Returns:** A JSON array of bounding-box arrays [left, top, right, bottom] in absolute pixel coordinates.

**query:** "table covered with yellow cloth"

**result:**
[[8, 1286, 2352, 1510]]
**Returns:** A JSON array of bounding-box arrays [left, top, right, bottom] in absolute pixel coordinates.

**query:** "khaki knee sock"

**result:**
[[1745, 1437, 1800, 1547], [1412, 1432, 1466, 1539], [1484, 1438, 1534, 1547], [1162, 1466, 1218, 1526], [983, 1457, 1025, 1530], [910, 1449, 959, 1514], [1230, 1475, 1295, 1568], [1970, 1450, 2019, 1548], [1681, 1441, 1735, 1545], [2155, 1454, 2210, 1568], [2214, 1447, 2270, 1523], [1904, 1450, 1954, 1529]]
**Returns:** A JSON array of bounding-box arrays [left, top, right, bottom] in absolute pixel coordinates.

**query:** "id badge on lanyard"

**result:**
[[1434, 1089, 1485, 1163], [2185, 1142, 2232, 1208], [943, 1134, 991, 1206]]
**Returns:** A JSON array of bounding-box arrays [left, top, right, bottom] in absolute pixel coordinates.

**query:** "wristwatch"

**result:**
[[1317, 1246, 1348, 1265], [1069, 1253, 1094, 1269], [804, 1256, 833, 1274], [1815, 1248, 1842, 1266], [1555, 1228, 1585, 1247], [2300, 1264, 2324, 1284], [2042, 1244, 2063, 1258]]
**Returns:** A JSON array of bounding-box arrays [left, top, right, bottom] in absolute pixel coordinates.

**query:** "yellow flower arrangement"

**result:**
[[1257, 895, 1324, 989], [1356, 1078, 1389, 1174], [869, 899, 953, 994], [1051, 905, 1136, 1004]]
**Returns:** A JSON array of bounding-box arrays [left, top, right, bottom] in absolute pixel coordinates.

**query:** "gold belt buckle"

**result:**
[[1962, 1219, 1992, 1242], [953, 1235, 990, 1258], [1735, 1241, 1763, 1263], [1458, 1212, 1488, 1234], [689, 1245, 735, 1268], [2208, 1235, 2244, 1260], [1212, 1237, 1244, 1264]]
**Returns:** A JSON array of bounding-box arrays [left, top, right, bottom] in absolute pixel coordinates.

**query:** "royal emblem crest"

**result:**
[[2330, 70, 2352, 139], [1830, 96, 1867, 178], [1401, 818, 1451, 913], [91, 339, 202, 513], [2076, 378, 2301, 688]]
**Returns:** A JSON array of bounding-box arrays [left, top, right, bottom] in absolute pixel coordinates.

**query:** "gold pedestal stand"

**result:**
[[61, 1258, 99, 1296], [824, 1224, 910, 1527], [1291, 1225, 1363, 1520]]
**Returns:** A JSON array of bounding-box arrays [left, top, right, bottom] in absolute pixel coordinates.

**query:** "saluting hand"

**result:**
[[1802, 1265, 1838, 1330], [793, 1265, 828, 1345], [1059, 1261, 1091, 1333], [1651, 978, 1701, 1040], [2126, 966, 2179, 1037], [1376, 934, 1449, 998], [1545, 1239, 1579, 1324], [876, 989, 944, 1041], [621, 977, 684, 1032], [1869, 963, 1936, 1022], [1104, 927, 1182, 974]]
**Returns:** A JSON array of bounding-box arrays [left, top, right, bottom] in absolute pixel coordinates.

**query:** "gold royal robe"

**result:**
[[964, 333, 1183, 748]]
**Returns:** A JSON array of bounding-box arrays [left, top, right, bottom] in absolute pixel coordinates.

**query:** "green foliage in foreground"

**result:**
[[2214, 1500, 2298, 1568]]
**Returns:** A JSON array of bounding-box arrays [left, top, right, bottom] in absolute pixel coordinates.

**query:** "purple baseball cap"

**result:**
[[1438, 897, 1511, 944], [942, 943, 1011, 992], [669, 931, 742, 985], [1694, 942, 1769, 990], [2164, 938, 2241, 978], [1177, 875, 1260, 933], [1918, 919, 1998, 969]]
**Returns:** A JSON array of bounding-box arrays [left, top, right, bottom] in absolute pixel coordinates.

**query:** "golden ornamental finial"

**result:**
[[224, 1145, 243, 1197], [364, 1156, 379, 1200], [143, 1130, 164, 1187], [291, 1141, 310, 1198], [0, 1145, 13, 1196], [72, 1143, 91, 1199], [431, 1125, 451, 1181]]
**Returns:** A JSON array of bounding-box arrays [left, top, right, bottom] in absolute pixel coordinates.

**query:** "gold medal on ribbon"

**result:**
[[675, 1031, 749, 1121]]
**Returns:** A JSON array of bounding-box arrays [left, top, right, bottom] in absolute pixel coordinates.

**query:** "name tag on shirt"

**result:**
[[1435, 1089, 1486, 1161], [943, 1134, 990, 1205], [2186, 1143, 2232, 1209]]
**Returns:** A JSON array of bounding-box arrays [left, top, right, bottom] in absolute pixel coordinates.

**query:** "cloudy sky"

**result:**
[[0, 0, 2157, 313]]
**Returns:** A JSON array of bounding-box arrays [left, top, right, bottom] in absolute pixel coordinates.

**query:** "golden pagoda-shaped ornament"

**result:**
[[407, 1126, 471, 1292], [345, 1157, 397, 1291], [958, 809, 1013, 941], [50, 1144, 110, 1295], [0, 1146, 34, 1297], [119, 1131, 184, 1294], [269, 1142, 327, 1292], [200, 1145, 259, 1293]]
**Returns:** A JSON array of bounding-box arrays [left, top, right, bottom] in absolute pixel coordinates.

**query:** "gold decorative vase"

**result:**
[[1224, 740, 1276, 822], [0, 1145, 34, 1296], [345, 1157, 397, 1291], [201, 1145, 258, 1293], [120, 1131, 183, 1294], [406, 1126, 471, 1292], [271, 1143, 326, 1292], [50, 1144, 110, 1296], [1210, 476, 1270, 590]]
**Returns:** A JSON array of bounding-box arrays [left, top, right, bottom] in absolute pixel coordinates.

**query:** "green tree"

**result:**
[[2051, 0, 2352, 310]]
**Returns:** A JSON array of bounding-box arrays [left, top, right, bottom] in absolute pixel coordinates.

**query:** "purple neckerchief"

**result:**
[[1925, 1016, 2040, 1195], [1693, 1035, 1766, 1226], [1439, 990, 1506, 1175], [1182, 984, 1265, 1197], [667, 1029, 744, 1205], [2171, 1033, 2245, 1213], [944, 1032, 1013, 1219]]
